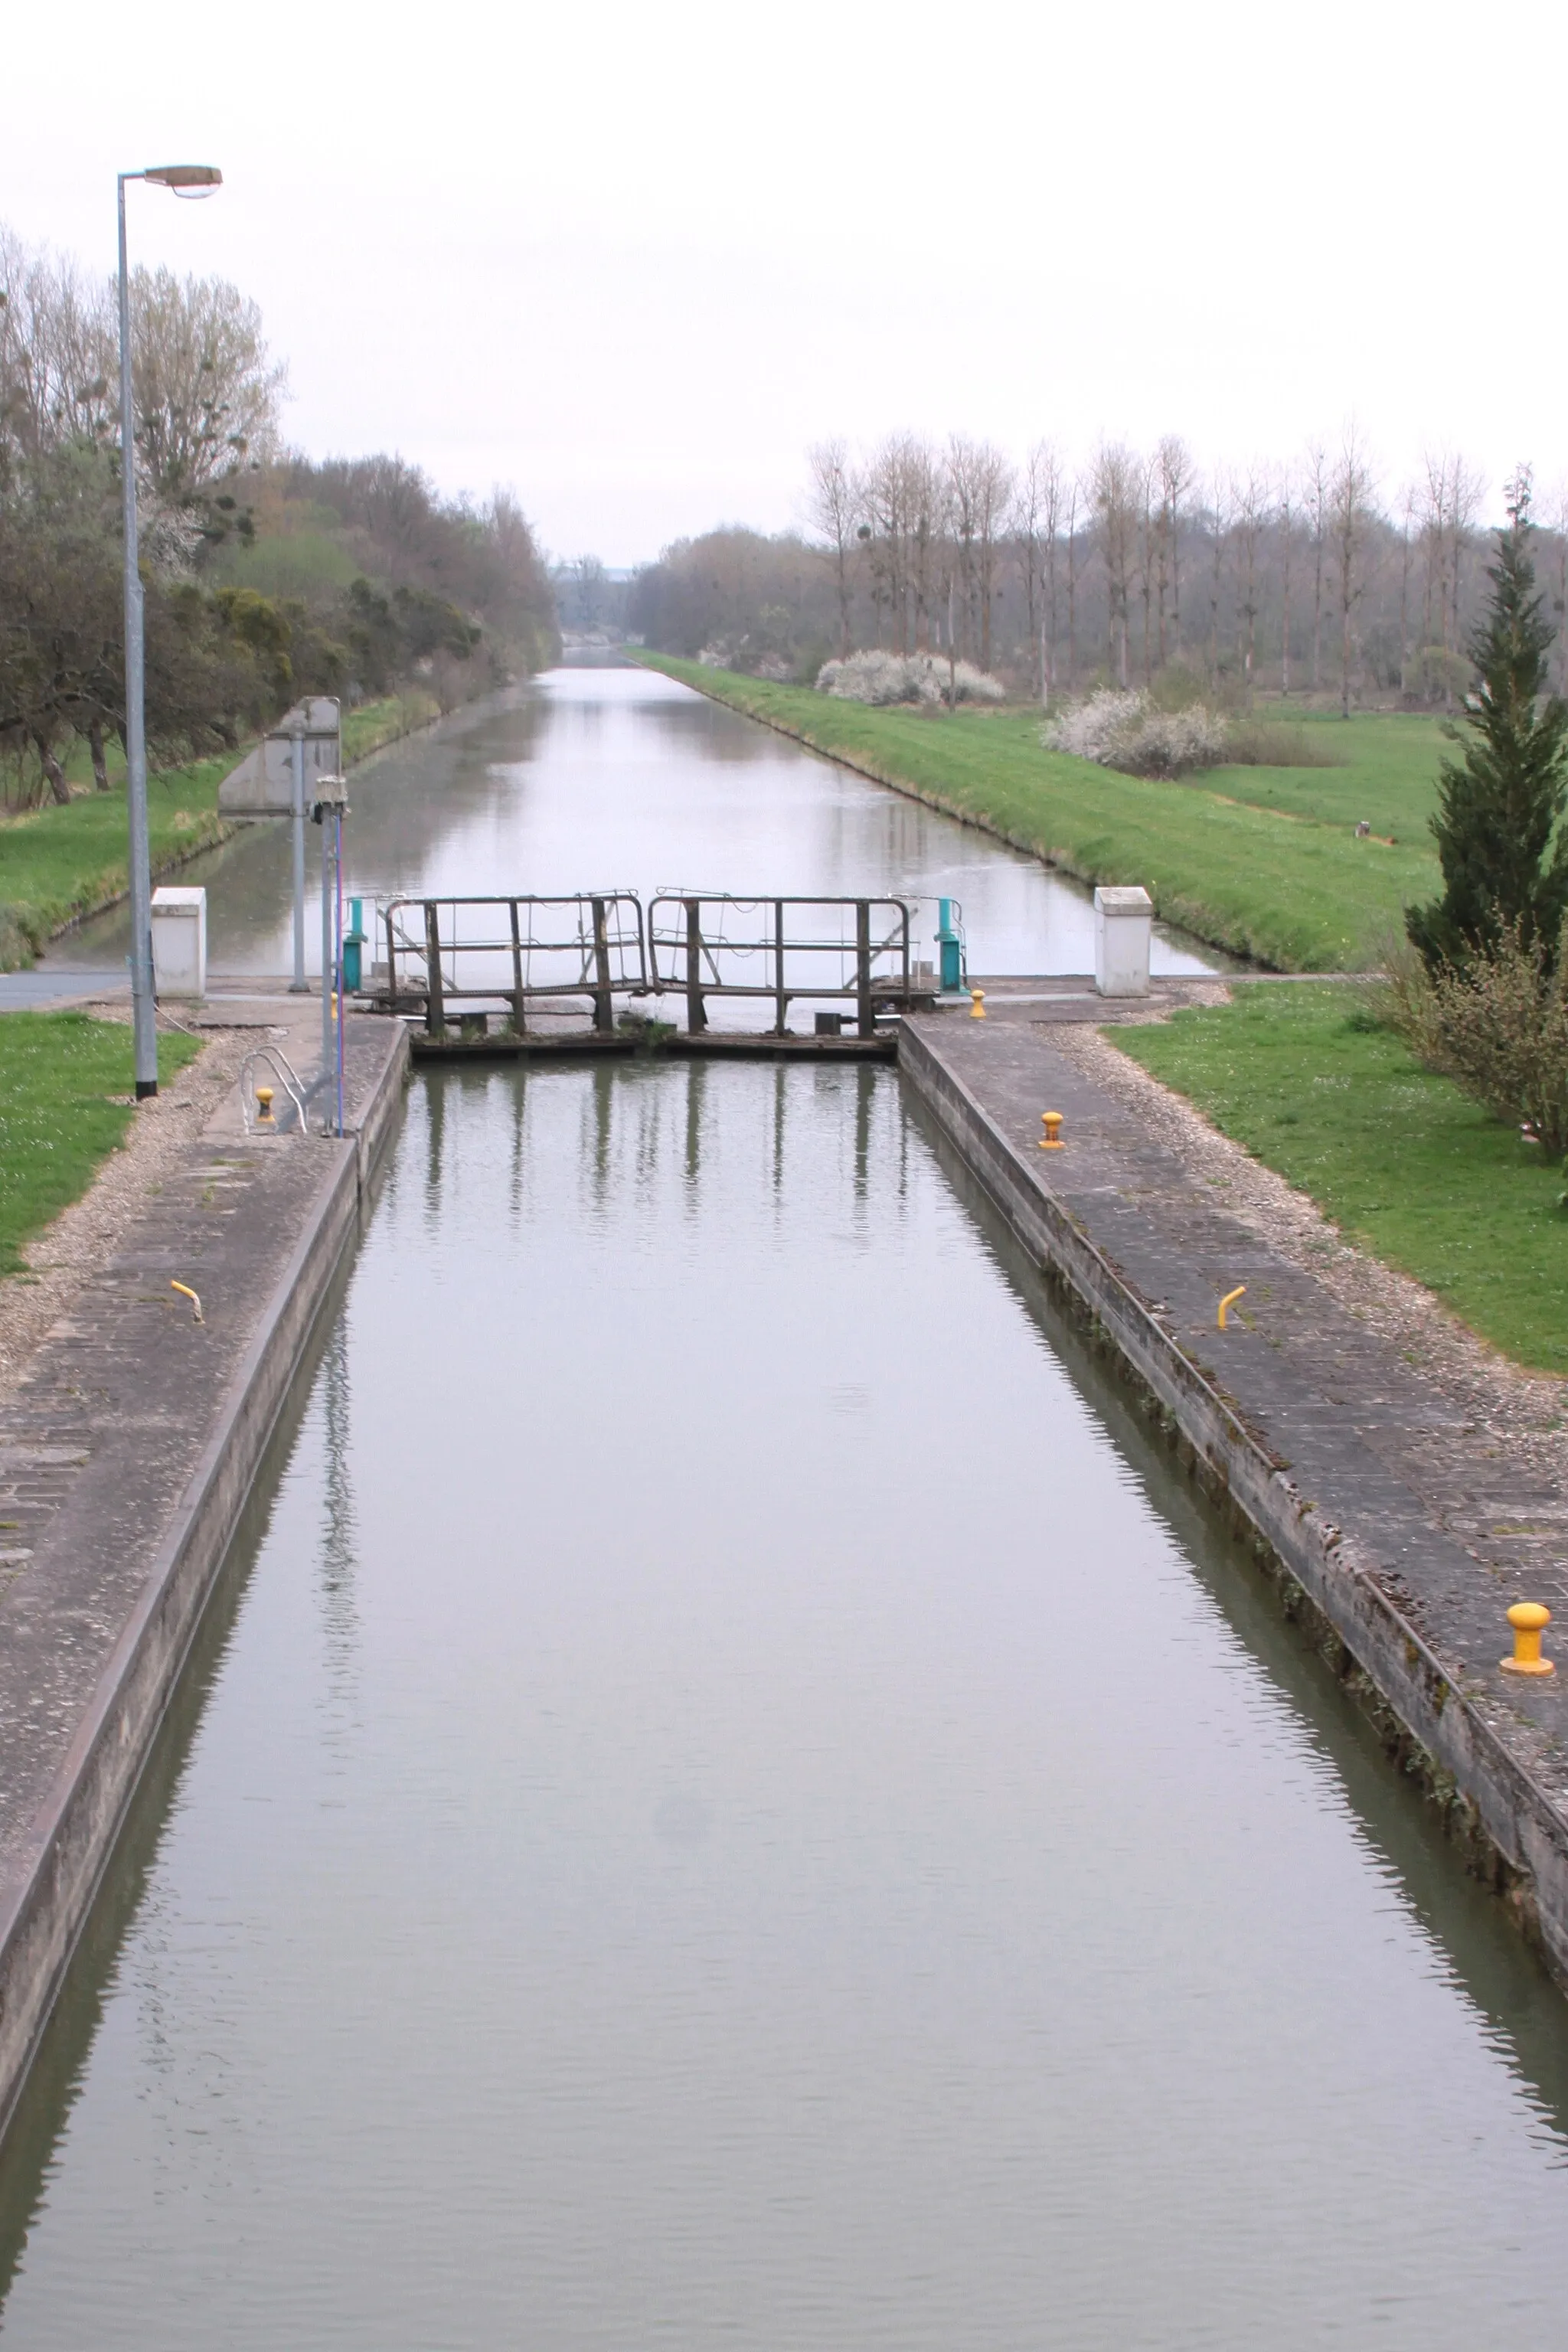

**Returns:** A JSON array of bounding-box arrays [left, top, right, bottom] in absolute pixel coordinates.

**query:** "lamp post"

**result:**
[[117, 163, 221, 1099]]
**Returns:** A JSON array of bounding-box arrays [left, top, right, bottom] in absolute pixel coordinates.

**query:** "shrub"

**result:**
[[1146, 662, 1216, 714], [1046, 688, 1143, 760], [1223, 719, 1344, 769], [816, 650, 1005, 706], [1403, 645, 1472, 707], [0, 905, 38, 974], [1047, 689, 1344, 778], [1367, 919, 1568, 1157], [1044, 688, 1229, 778]]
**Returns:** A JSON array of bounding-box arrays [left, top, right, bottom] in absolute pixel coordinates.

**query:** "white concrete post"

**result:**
[[149, 887, 207, 999], [1093, 885, 1153, 998]]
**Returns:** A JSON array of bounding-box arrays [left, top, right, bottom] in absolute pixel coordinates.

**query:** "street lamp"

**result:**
[[117, 163, 222, 1099]]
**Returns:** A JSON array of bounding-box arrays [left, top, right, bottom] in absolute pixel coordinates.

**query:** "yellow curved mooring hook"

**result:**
[[171, 1280, 204, 1325], [1217, 1284, 1246, 1330]]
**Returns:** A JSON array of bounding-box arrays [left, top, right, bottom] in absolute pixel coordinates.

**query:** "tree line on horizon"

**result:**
[[628, 433, 1568, 713], [0, 222, 557, 809]]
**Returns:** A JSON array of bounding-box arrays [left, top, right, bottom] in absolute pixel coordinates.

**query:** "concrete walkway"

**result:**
[[902, 990, 1568, 1980]]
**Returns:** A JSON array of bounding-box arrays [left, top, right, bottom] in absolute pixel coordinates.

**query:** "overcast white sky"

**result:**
[[2, 0, 1561, 567]]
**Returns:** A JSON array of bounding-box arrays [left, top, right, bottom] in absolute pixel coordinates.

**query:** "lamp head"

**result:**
[[143, 165, 222, 198]]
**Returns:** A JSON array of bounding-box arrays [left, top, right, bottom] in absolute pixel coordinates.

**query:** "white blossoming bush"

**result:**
[[816, 650, 1006, 707], [1044, 688, 1229, 779], [1047, 689, 1145, 761]]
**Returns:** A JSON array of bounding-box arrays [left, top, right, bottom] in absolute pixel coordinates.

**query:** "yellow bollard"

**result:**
[[255, 1086, 276, 1125], [1038, 1111, 1064, 1150], [170, 1280, 204, 1325], [1217, 1284, 1246, 1329], [1501, 1601, 1555, 1676], [970, 989, 986, 1020]]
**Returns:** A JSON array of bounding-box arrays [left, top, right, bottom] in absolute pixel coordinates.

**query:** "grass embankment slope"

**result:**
[[0, 691, 438, 969], [1112, 985, 1568, 1374], [635, 653, 1445, 972], [0, 1014, 202, 1276]]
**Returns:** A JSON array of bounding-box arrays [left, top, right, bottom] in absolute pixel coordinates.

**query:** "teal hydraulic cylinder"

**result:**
[[936, 897, 965, 992], [343, 897, 367, 994]]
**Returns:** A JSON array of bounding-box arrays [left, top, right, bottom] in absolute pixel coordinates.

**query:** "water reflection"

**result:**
[[316, 1325, 360, 1751], [59, 667, 1217, 980]]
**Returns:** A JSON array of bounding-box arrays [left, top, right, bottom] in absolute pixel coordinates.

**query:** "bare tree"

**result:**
[[1331, 425, 1376, 719], [129, 266, 284, 503], [1207, 471, 1230, 685], [0, 227, 117, 491], [907, 439, 942, 652], [863, 434, 918, 652], [1419, 454, 1440, 652], [1093, 443, 1138, 687], [1155, 436, 1191, 668], [805, 438, 859, 658], [565, 554, 605, 632], [1419, 449, 1453, 665], [946, 436, 1011, 666], [1396, 481, 1417, 691], [1446, 454, 1481, 662], [1137, 456, 1157, 682], [1067, 475, 1081, 687], [1416, 449, 1481, 705], [639, 430, 1518, 710], [1234, 466, 1267, 691], [1013, 440, 1063, 701], [1279, 468, 1295, 695], [942, 436, 973, 658], [1040, 456, 1064, 699], [971, 441, 1012, 674], [1305, 440, 1329, 694]]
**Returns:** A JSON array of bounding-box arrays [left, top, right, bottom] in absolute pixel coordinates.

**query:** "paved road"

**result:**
[[0, 970, 128, 1011]]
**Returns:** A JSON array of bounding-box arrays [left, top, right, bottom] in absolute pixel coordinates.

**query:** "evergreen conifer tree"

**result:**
[[1406, 472, 1568, 969]]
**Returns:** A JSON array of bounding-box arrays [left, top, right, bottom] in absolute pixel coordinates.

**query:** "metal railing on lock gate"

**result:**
[[646, 894, 913, 1036], [382, 894, 648, 1036]]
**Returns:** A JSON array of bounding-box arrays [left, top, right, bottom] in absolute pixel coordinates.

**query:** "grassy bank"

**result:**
[[634, 654, 1445, 971], [0, 1014, 203, 1276], [1110, 985, 1568, 1372], [0, 690, 439, 969]]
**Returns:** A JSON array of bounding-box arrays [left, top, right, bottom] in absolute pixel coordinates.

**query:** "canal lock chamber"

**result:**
[[0, 1057, 1564, 2351]]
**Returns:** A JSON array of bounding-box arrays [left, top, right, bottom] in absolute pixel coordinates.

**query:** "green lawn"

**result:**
[[1201, 712, 1451, 839], [1109, 984, 1568, 1373], [635, 655, 1446, 971], [0, 691, 437, 969], [0, 1014, 204, 1276]]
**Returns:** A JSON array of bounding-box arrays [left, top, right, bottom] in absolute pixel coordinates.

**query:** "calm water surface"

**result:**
[[0, 1061, 1564, 2348], [60, 665, 1216, 978]]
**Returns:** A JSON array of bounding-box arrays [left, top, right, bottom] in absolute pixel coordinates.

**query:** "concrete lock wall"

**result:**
[[0, 1027, 410, 2134], [896, 1018, 1568, 1988], [217, 698, 341, 817]]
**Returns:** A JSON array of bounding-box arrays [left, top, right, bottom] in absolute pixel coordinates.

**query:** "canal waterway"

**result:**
[[15, 666, 1568, 2343], [0, 1060, 1566, 2347], [57, 664, 1217, 980]]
